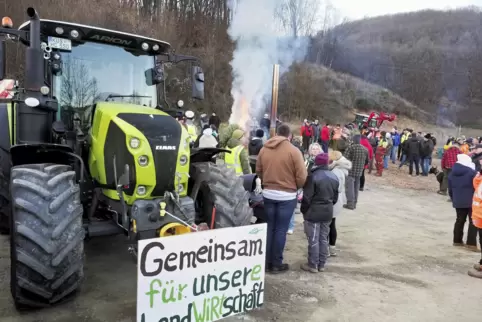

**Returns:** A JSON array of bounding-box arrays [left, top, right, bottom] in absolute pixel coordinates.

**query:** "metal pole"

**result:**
[[270, 64, 279, 138]]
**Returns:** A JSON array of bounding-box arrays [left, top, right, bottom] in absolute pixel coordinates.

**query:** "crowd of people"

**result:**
[[178, 110, 481, 277]]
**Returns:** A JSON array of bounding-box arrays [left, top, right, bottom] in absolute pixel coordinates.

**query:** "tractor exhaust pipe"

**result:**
[[24, 7, 43, 89]]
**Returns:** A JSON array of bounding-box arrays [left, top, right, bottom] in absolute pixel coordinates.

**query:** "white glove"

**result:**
[[254, 177, 262, 195]]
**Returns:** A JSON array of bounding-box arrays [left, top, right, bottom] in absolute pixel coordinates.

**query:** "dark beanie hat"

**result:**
[[315, 153, 329, 166], [255, 129, 264, 138]]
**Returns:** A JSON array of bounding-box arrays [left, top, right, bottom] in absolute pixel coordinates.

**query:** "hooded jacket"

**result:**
[[301, 165, 339, 223], [256, 136, 307, 193], [448, 156, 476, 208], [248, 137, 263, 156], [329, 157, 352, 218], [226, 135, 251, 175]]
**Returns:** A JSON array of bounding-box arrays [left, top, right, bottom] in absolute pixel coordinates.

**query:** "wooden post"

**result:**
[[269, 64, 280, 138]]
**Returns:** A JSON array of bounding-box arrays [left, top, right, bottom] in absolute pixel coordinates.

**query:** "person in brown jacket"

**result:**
[[256, 124, 308, 274]]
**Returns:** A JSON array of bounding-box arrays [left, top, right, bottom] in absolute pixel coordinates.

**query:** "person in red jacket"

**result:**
[[320, 123, 331, 153], [439, 142, 461, 195], [301, 119, 313, 153], [360, 134, 373, 191]]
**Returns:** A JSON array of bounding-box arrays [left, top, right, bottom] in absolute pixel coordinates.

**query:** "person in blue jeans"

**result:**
[[256, 124, 308, 274], [391, 128, 400, 164], [420, 134, 435, 176]]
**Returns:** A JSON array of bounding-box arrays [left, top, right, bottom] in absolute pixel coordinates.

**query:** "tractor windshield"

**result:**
[[52, 41, 157, 130]]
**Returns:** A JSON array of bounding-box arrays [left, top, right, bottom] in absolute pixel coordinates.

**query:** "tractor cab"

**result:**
[[354, 113, 377, 129], [15, 19, 204, 131]]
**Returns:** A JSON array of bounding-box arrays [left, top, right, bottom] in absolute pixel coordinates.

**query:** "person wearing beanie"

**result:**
[[300, 152, 339, 273], [248, 129, 265, 173], [344, 135, 369, 209], [224, 127, 251, 175], [198, 127, 219, 149]]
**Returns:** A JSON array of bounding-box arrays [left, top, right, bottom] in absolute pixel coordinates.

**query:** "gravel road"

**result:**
[[0, 169, 480, 322]]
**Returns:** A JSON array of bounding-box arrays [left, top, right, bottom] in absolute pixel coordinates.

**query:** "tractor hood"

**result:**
[[88, 102, 190, 204]]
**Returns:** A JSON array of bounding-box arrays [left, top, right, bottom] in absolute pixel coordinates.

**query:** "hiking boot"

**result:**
[[453, 242, 465, 247], [287, 229, 294, 235], [300, 263, 318, 273], [329, 246, 338, 257], [270, 263, 289, 274], [343, 204, 355, 210], [465, 245, 479, 252]]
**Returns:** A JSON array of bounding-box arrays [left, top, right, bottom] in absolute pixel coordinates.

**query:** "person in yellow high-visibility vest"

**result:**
[[184, 110, 198, 143], [224, 129, 251, 175]]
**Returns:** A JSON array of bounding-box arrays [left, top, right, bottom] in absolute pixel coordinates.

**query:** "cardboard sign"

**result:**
[[137, 223, 267, 322]]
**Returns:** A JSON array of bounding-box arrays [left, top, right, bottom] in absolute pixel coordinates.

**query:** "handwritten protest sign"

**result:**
[[137, 223, 267, 322]]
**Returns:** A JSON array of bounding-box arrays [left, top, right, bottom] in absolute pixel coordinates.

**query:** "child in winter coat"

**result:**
[[328, 151, 352, 256]]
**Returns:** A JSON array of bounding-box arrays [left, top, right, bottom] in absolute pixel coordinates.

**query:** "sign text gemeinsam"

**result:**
[[137, 223, 267, 322]]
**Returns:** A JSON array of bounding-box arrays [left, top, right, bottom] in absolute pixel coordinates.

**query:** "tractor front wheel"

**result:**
[[192, 162, 253, 228], [10, 163, 84, 309]]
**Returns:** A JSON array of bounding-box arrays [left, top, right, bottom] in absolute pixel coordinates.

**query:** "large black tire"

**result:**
[[192, 162, 252, 228], [10, 163, 85, 309], [0, 147, 11, 234]]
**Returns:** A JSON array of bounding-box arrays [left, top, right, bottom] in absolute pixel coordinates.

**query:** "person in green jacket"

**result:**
[[219, 124, 251, 175]]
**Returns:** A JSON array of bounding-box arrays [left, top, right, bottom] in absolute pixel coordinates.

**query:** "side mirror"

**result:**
[[145, 63, 164, 86], [0, 41, 5, 80], [191, 66, 204, 100], [117, 164, 130, 188]]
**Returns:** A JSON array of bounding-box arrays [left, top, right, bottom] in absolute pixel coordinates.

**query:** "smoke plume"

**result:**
[[227, 0, 309, 129]]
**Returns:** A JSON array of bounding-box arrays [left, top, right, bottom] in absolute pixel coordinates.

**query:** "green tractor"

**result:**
[[0, 8, 253, 309]]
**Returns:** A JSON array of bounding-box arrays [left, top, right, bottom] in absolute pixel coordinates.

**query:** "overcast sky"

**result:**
[[335, 0, 482, 20]]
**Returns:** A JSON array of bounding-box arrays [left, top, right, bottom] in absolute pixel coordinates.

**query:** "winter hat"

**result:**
[[456, 154, 475, 170], [203, 127, 213, 136], [314, 153, 329, 166], [232, 129, 245, 140], [385, 132, 391, 139], [255, 129, 264, 138]]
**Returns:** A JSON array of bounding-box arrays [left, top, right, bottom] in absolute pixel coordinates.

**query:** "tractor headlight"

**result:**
[[177, 184, 184, 193], [137, 185, 147, 195], [179, 155, 188, 166], [129, 137, 140, 149], [138, 155, 149, 166]]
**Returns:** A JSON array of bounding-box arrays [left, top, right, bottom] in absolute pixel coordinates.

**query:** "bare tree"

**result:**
[[276, 0, 323, 37]]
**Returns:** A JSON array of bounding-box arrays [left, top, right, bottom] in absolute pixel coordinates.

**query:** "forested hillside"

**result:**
[[310, 8, 482, 127]]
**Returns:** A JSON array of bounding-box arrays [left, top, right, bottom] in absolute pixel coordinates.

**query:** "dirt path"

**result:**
[[0, 171, 481, 322]]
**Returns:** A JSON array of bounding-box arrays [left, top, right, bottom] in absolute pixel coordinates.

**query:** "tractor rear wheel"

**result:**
[[0, 147, 10, 235], [10, 163, 84, 309], [192, 162, 252, 228]]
